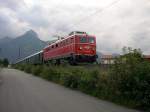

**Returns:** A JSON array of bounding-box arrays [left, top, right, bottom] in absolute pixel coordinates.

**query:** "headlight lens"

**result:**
[[79, 46, 83, 50]]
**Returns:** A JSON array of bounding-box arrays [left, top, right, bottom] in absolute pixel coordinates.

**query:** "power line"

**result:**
[[68, 0, 121, 29], [49, 0, 122, 37]]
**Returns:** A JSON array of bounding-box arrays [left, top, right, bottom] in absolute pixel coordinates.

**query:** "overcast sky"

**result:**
[[0, 0, 150, 54]]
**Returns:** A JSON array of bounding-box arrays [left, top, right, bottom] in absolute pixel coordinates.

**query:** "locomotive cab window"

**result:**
[[89, 37, 95, 43], [80, 37, 87, 43]]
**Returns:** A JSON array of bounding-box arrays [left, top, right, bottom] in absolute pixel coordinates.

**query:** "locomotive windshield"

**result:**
[[80, 37, 87, 43], [89, 37, 95, 43]]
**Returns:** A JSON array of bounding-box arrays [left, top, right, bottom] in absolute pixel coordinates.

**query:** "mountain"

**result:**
[[0, 36, 12, 44], [0, 30, 47, 63]]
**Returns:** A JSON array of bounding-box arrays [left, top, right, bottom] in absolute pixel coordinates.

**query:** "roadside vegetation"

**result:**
[[0, 58, 9, 68], [13, 47, 150, 111]]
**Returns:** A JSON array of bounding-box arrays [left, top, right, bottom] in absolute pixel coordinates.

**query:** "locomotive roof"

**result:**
[[44, 33, 95, 49], [69, 31, 87, 36]]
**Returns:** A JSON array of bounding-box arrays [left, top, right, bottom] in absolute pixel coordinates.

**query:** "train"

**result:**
[[16, 31, 97, 65]]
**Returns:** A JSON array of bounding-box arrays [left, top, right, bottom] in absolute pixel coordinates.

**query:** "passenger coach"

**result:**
[[16, 51, 43, 65]]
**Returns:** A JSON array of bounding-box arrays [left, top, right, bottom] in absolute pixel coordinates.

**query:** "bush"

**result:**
[[0, 58, 9, 67], [63, 72, 79, 88], [78, 68, 98, 94], [0, 59, 2, 67], [66, 67, 82, 89], [20, 64, 26, 71], [49, 66, 61, 82], [59, 71, 71, 85], [31, 65, 43, 76], [24, 65, 32, 73], [14, 64, 23, 70], [3, 58, 9, 67], [40, 66, 52, 80]]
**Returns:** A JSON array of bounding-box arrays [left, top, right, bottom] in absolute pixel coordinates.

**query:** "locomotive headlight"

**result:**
[[79, 46, 83, 50]]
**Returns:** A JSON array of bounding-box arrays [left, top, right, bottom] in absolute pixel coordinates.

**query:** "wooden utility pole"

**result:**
[[18, 47, 21, 59]]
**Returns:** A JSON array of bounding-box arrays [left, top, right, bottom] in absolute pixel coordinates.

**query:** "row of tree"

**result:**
[[0, 58, 9, 67]]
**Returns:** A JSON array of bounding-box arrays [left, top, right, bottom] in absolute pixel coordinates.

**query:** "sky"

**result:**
[[0, 0, 150, 54]]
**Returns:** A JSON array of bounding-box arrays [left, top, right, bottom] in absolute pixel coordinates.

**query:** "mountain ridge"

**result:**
[[0, 30, 47, 63]]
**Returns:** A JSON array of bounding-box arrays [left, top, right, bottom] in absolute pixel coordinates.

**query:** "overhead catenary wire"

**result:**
[[68, 0, 122, 30], [50, 0, 122, 38]]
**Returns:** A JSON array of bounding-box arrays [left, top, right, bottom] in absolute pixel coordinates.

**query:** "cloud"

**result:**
[[0, 0, 25, 10], [79, 0, 150, 53], [0, 7, 29, 38], [0, 0, 150, 53]]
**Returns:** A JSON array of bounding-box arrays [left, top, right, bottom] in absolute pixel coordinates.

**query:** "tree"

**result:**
[[110, 47, 150, 109], [0, 59, 2, 66], [2, 58, 9, 67]]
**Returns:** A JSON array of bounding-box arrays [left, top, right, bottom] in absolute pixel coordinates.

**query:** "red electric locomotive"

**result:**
[[43, 31, 97, 65]]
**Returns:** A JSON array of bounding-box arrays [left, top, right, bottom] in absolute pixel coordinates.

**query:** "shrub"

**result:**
[[20, 64, 26, 71], [59, 69, 72, 85], [49, 66, 61, 82], [24, 65, 32, 73], [31, 65, 42, 76], [40, 66, 51, 80], [0, 58, 9, 67], [3, 58, 9, 67], [78, 68, 98, 94]]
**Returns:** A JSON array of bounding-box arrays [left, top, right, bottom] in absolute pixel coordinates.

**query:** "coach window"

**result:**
[[68, 39, 70, 43], [68, 39, 71, 43], [58, 43, 60, 47], [80, 37, 87, 43], [52, 45, 54, 49], [66, 39, 68, 44], [56, 44, 58, 48], [64, 41, 66, 45], [69, 39, 71, 43]]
